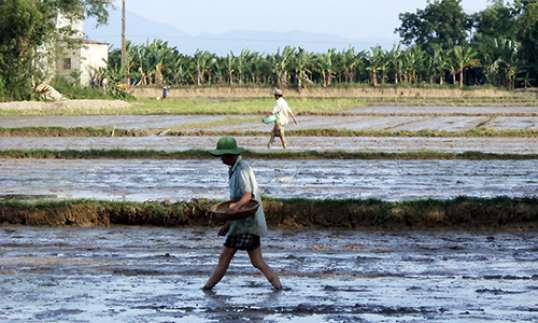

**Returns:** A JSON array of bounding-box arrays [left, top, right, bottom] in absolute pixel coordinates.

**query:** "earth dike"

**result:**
[[1, 197, 537, 231]]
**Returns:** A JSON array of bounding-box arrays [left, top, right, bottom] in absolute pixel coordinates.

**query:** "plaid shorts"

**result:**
[[224, 233, 261, 251]]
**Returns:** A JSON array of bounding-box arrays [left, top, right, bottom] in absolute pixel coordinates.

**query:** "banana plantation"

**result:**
[[103, 40, 523, 91]]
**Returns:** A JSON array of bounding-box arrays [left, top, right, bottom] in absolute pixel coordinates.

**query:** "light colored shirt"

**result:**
[[271, 97, 293, 126], [227, 156, 268, 237]]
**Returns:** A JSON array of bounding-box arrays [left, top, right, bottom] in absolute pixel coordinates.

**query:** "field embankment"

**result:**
[[128, 85, 537, 100], [1, 197, 537, 231]]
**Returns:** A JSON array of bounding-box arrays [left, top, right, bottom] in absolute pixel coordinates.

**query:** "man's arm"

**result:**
[[263, 101, 280, 122], [289, 111, 299, 125], [262, 112, 273, 122], [226, 191, 253, 215], [218, 221, 230, 236]]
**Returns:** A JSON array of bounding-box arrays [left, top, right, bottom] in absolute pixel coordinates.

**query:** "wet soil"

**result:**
[[1, 158, 537, 202], [2, 113, 538, 134], [1, 226, 538, 323], [1, 135, 538, 154], [2, 104, 538, 322]]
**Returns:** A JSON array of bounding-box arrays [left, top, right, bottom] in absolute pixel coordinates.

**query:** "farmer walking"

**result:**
[[203, 137, 282, 290], [262, 89, 298, 149]]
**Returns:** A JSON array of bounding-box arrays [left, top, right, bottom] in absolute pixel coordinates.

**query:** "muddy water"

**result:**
[[346, 106, 538, 114], [2, 136, 538, 154], [0, 115, 240, 130], [2, 112, 538, 133], [1, 158, 537, 202], [1, 226, 537, 322]]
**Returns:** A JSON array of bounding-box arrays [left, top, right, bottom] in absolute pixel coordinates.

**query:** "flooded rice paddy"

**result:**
[[0, 158, 537, 202], [1, 105, 538, 322], [1, 227, 538, 322]]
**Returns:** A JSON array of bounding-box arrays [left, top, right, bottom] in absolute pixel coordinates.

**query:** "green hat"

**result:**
[[210, 137, 245, 156]]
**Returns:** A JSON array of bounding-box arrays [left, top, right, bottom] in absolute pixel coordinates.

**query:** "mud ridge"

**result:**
[[1, 197, 537, 230]]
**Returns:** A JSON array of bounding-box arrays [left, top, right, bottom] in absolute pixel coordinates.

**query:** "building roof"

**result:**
[[73, 38, 109, 46]]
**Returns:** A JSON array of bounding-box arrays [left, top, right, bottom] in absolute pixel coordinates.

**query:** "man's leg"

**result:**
[[276, 125, 286, 149], [268, 124, 277, 149], [247, 247, 282, 289], [203, 247, 237, 290], [280, 135, 287, 149]]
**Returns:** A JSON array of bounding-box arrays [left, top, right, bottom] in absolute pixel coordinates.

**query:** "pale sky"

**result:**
[[114, 0, 491, 41]]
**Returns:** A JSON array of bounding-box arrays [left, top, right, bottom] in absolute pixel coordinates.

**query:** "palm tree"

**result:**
[[452, 45, 479, 88], [497, 40, 522, 89]]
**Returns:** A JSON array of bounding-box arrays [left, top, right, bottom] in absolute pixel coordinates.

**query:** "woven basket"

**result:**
[[210, 199, 260, 221]]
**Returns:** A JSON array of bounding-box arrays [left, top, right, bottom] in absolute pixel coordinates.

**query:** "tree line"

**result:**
[[1, 0, 537, 101]]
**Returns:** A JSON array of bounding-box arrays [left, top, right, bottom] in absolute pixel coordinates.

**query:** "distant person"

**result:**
[[203, 137, 282, 291], [262, 89, 298, 149]]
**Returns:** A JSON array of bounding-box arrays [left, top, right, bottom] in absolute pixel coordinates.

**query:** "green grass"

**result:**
[[0, 149, 536, 160], [2, 95, 538, 116], [4, 125, 538, 138], [2, 196, 538, 230], [127, 98, 365, 115]]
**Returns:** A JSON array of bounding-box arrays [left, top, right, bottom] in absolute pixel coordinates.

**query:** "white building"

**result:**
[[53, 14, 109, 86]]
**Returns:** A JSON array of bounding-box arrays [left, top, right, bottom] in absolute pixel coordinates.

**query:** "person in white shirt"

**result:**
[[262, 89, 299, 149]]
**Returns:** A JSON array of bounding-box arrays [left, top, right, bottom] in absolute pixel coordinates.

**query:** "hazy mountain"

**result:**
[[84, 9, 396, 56]]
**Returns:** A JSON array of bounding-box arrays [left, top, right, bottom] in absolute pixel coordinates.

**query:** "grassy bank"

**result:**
[[0, 149, 538, 160], [3, 126, 538, 138], [1, 197, 537, 231]]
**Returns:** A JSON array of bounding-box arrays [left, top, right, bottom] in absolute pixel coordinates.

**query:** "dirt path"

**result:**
[[1, 226, 537, 323]]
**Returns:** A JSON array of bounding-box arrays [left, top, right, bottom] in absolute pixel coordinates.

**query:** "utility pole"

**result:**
[[121, 0, 126, 70]]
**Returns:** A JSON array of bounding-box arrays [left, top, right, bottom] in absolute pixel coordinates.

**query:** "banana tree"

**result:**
[[221, 52, 236, 85], [293, 47, 314, 92], [388, 43, 404, 84], [147, 40, 175, 85], [253, 53, 272, 84], [365, 46, 384, 87], [401, 46, 425, 84], [315, 49, 337, 88], [428, 44, 446, 84], [272, 46, 296, 88], [172, 55, 195, 85], [193, 49, 215, 85], [236, 49, 250, 85], [338, 46, 362, 83]]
